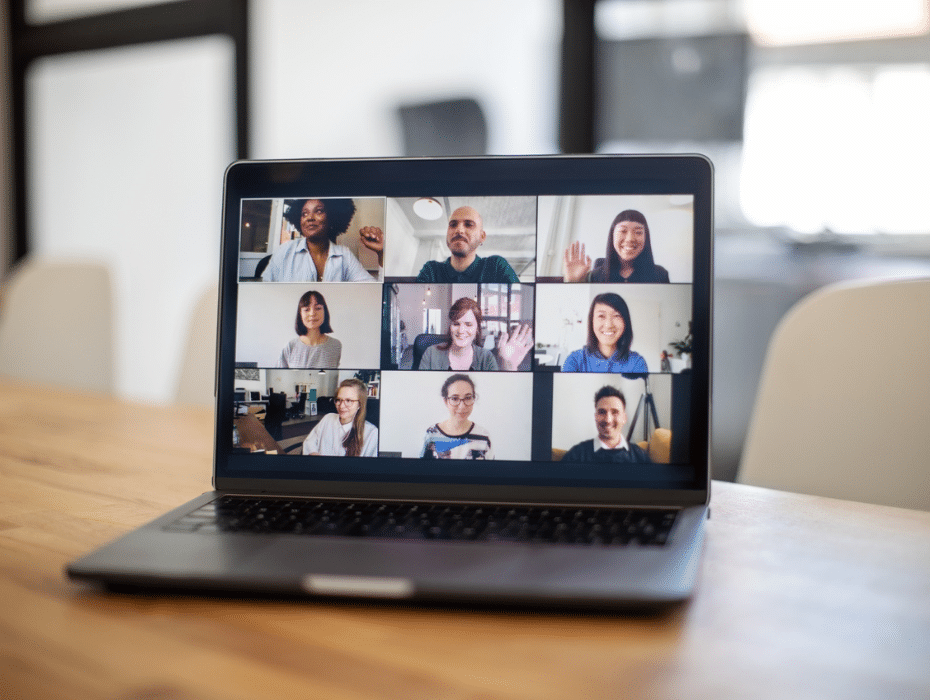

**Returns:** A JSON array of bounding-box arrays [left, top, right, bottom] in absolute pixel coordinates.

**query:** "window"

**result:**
[[741, 64, 930, 234]]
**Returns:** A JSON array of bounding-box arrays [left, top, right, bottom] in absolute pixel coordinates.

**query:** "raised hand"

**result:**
[[359, 226, 384, 265], [562, 241, 591, 282], [497, 324, 534, 371]]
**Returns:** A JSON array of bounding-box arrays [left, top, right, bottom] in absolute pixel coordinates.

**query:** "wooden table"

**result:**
[[234, 413, 282, 453], [1, 379, 928, 700]]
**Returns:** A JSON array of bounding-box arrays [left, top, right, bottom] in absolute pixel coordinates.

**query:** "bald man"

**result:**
[[415, 206, 520, 283]]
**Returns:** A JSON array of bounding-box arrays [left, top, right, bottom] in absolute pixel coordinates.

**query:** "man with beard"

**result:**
[[562, 385, 652, 464], [415, 206, 519, 283]]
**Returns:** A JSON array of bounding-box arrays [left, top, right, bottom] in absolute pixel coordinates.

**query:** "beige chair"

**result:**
[[638, 428, 672, 464], [174, 284, 218, 408], [738, 277, 930, 511], [0, 259, 114, 393]]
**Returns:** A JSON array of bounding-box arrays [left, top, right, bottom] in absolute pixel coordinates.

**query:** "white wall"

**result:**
[[535, 283, 691, 372], [395, 283, 455, 339], [263, 369, 340, 399], [251, 0, 560, 158], [26, 0, 157, 23], [379, 370, 533, 460], [27, 36, 235, 403], [384, 198, 419, 277], [13, 0, 561, 404], [236, 282, 383, 368]]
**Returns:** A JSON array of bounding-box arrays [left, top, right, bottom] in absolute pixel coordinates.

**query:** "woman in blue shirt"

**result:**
[[561, 292, 648, 373]]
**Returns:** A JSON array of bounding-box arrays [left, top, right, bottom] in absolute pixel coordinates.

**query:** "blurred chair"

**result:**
[[638, 428, 672, 464], [264, 390, 286, 441], [738, 277, 930, 511], [317, 395, 336, 415], [411, 333, 447, 370], [286, 392, 307, 420], [0, 259, 114, 393], [397, 97, 488, 157], [174, 284, 218, 407]]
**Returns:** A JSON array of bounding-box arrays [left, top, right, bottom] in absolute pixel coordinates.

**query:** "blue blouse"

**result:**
[[561, 347, 648, 373]]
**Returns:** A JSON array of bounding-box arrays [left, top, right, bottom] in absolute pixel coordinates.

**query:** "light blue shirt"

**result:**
[[561, 347, 648, 373], [261, 238, 377, 282]]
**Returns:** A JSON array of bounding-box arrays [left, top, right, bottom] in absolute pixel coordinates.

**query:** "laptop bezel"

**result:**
[[212, 155, 712, 508]]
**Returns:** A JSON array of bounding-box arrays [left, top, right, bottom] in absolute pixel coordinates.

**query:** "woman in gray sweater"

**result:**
[[418, 296, 533, 372], [277, 290, 342, 368]]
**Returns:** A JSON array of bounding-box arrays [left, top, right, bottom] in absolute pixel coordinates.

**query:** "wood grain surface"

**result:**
[[1, 379, 928, 700]]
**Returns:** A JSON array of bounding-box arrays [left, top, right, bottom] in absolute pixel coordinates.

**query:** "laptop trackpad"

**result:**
[[247, 537, 532, 594], [243, 537, 660, 599]]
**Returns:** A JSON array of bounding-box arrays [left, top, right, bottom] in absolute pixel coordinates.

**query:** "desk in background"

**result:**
[[1, 379, 928, 700]]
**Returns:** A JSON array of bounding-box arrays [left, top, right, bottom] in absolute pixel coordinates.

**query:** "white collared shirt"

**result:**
[[596, 435, 631, 452], [261, 238, 378, 282]]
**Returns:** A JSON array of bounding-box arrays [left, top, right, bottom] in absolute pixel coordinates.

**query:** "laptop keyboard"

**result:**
[[165, 495, 677, 546]]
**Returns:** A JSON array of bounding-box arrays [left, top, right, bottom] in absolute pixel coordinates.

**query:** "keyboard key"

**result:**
[[166, 495, 677, 547]]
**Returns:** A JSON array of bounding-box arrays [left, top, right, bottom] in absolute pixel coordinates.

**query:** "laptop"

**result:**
[[68, 155, 713, 608]]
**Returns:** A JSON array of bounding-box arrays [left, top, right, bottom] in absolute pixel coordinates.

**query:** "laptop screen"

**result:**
[[216, 156, 712, 498]]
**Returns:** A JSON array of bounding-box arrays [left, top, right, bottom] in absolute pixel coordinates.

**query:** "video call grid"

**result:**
[[231, 195, 695, 465]]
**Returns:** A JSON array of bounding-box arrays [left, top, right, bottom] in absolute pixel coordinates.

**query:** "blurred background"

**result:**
[[2, 0, 929, 481]]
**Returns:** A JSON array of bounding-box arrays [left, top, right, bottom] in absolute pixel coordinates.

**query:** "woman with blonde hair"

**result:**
[[302, 378, 378, 457]]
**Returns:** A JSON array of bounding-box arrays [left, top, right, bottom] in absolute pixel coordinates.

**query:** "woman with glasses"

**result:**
[[302, 378, 378, 457], [420, 374, 494, 460]]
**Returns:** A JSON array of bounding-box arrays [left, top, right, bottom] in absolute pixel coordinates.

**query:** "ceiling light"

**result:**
[[413, 197, 444, 220]]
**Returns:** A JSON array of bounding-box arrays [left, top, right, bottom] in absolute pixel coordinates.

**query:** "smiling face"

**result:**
[[299, 199, 328, 242], [299, 296, 326, 333], [595, 396, 626, 448], [592, 303, 626, 354], [612, 219, 646, 266], [444, 379, 476, 422], [335, 385, 361, 425], [449, 310, 478, 349], [446, 206, 486, 259]]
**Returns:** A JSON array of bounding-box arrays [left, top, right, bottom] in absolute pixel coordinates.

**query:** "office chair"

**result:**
[[411, 333, 448, 370], [0, 259, 114, 393], [738, 277, 930, 511], [397, 98, 488, 157], [316, 396, 336, 415], [286, 392, 307, 420]]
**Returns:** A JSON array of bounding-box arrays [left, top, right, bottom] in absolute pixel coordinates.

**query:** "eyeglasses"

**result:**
[[445, 395, 476, 406], [335, 398, 359, 406]]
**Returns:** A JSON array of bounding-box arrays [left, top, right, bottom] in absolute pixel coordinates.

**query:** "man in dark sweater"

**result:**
[[416, 205, 519, 283], [562, 385, 651, 463]]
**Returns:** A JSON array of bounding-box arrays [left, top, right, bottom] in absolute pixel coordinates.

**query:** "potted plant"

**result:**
[[668, 322, 693, 371]]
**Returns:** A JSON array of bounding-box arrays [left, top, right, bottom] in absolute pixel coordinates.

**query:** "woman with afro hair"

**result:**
[[261, 198, 384, 282]]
